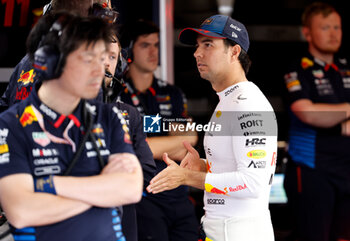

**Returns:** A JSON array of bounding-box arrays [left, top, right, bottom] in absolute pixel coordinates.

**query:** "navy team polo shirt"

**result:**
[[284, 53, 350, 178], [0, 83, 134, 241]]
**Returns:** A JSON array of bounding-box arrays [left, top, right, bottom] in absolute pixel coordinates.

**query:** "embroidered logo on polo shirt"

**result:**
[[17, 69, 36, 85], [20, 105, 38, 127], [32, 132, 51, 147]]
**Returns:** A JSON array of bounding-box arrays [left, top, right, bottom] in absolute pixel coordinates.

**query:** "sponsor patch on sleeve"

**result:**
[[284, 72, 302, 92]]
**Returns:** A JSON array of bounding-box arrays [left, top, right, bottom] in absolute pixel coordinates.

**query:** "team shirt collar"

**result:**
[[305, 52, 339, 72], [29, 82, 82, 129]]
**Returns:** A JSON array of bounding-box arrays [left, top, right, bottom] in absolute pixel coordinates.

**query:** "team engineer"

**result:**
[[0, 13, 142, 241]]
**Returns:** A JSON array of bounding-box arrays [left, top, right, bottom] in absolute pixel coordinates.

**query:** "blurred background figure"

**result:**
[[283, 2, 350, 241], [117, 19, 199, 241]]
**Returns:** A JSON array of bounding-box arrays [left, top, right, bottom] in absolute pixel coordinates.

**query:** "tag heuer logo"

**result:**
[[32, 132, 50, 147]]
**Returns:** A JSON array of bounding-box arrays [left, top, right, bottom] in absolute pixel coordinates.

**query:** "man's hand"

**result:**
[[180, 141, 204, 172], [101, 153, 139, 174], [146, 153, 186, 194]]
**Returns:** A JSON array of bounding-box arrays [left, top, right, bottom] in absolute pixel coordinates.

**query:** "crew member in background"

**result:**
[[118, 19, 198, 241], [0, 0, 117, 109], [103, 32, 156, 241], [283, 2, 350, 241]]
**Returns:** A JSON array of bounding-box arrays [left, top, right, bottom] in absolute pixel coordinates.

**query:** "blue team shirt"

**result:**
[[0, 54, 36, 108], [284, 53, 350, 176], [118, 77, 189, 200], [118, 77, 187, 119], [0, 83, 134, 241]]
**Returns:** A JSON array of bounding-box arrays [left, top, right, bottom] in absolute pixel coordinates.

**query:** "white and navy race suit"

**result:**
[[202, 81, 277, 241]]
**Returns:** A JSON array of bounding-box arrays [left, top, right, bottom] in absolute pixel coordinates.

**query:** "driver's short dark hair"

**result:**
[[224, 38, 252, 75]]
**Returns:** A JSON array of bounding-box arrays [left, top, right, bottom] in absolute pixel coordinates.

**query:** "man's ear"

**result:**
[[302, 26, 311, 42], [231, 44, 241, 61]]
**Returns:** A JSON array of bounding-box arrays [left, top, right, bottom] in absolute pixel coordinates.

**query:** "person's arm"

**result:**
[[291, 99, 350, 128], [148, 109, 277, 199], [147, 141, 207, 192], [180, 141, 207, 172], [147, 134, 198, 161], [146, 153, 206, 193], [147, 84, 198, 161], [147, 148, 271, 199], [54, 152, 143, 208], [0, 174, 91, 229]]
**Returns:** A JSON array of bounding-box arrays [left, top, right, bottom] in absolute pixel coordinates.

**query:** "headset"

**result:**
[[43, 1, 52, 15], [125, 40, 134, 63], [33, 15, 66, 81], [103, 51, 129, 102], [116, 49, 129, 80]]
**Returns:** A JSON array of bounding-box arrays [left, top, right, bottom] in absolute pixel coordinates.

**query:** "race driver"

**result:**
[[146, 14, 278, 241]]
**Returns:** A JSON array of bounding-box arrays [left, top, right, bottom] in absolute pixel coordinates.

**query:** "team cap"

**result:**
[[179, 14, 250, 52]]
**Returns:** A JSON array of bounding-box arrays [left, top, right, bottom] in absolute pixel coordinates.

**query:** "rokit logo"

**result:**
[[240, 120, 263, 129], [245, 138, 266, 147], [207, 199, 225, 205]]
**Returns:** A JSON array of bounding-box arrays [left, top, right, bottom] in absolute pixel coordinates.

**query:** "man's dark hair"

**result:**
[[302, 2, 338, 27], [120, 19, 159, 48], [51, 0, 93, 17], [224, 39, 252, 75], [26, 11, 113, 80]]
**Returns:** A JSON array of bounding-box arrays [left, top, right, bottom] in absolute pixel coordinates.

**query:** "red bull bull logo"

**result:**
[[17, 69, 36, 85], [301, 57, 314, 69], [205, 183, 228, 195], [20, 106, 38, 127]]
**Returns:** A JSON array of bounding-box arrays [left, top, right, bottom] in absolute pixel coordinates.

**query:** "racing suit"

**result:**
[[202, 81, 277, 241]]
